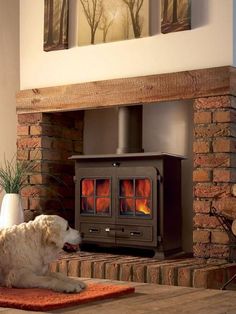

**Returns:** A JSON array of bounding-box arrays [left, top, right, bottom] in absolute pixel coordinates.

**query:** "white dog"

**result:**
[[0, 215, 86, 293]]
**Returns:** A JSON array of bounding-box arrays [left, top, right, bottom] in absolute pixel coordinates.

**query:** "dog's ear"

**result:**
[[39, 216, 64, 248]]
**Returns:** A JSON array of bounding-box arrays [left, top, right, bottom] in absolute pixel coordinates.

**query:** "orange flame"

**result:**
[[121, 180, 134, 197], [97, 179, 110, 196], [81, 179, 94, 196], [96, 180, 110, 213], [81, 179, 110, 214], [82, 178, 151, 216], [135, 179, 151, 215], [121, 179, 151, 216], [136, 199, 150, 215], [136, 179, 151, 198], [96, 197, 110, 213]]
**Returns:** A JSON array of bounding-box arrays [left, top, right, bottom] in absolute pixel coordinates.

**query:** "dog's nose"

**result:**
[[63, 242, 80, 252]]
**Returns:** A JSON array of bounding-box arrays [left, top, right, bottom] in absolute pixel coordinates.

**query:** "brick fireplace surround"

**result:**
[[16, 66, 236, 289]]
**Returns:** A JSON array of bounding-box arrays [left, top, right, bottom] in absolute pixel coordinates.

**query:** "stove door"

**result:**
[[115, 166, 158, 247], [75, 166, 159, 248], [75, 167, 116, 244]]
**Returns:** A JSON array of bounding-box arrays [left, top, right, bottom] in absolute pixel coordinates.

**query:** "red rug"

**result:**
[[0, 283, 135, 311]]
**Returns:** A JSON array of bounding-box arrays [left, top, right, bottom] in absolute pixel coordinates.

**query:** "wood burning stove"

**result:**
[[70, 152, 184, 258], [71, 105, 184, 257]]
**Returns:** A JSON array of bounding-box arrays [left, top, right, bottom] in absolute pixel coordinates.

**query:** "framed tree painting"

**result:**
[[161, 0, 191, 34], [77, 0, 149, 46], [44, 0, 69, 52]]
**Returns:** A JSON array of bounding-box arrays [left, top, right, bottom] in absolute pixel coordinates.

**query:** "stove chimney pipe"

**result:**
[[116, 105, 143, 154]]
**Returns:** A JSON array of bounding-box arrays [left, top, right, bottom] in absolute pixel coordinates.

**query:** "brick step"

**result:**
[[50, 252, 236, 289]]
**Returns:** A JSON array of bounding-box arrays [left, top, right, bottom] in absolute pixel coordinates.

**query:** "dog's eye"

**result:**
[[66, 224, 70, 231]]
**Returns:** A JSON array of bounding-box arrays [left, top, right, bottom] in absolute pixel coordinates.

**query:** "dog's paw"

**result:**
[[55, 280, 86, 293], [65, 277, 87, 290], [55, 283, 82, 293], [75, 280, 86, 290]]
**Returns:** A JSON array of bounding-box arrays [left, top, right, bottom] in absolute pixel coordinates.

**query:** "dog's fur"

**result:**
[[0, 215, 86, 293]]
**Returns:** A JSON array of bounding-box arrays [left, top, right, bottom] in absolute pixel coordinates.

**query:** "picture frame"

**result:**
[[161, 0, 191, 34], [77, 0, 149, 46], [44, 0, 69, 52]]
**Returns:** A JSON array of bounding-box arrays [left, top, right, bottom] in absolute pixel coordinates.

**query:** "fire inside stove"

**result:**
[[81, 178, 151, 217], [81, 179, 110, 215]]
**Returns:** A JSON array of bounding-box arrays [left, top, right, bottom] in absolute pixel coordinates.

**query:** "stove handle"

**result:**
[[130, 231, 142, 237], [89, 228, 100, 233], [105, 227, 124, 232], [105, 228, 142, 238]]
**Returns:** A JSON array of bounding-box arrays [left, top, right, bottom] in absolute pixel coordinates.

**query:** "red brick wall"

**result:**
[[17, 111, 84, 225], [17, 95, 236, 259], [193, 96, 236, 259]]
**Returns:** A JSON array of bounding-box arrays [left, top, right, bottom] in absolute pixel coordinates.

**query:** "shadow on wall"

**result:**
[[83, 108, 118, 154], [143, 101, 193, 253], [191, 0, 209, 29]]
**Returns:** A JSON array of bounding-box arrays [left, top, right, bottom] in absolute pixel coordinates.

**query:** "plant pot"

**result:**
[[0, 193, 24, 228]]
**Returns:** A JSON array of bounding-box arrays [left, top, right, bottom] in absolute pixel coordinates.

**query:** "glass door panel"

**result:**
[[120, 179, 134, 197], [81, 179, 94, 196], [80, 178, 111, 216], [119, 178, 152, 218], [81, 196, 94, 214], [120, 198, 135, 216]]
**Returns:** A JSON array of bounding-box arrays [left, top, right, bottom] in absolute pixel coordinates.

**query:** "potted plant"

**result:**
[[0, 155, 36, 228]]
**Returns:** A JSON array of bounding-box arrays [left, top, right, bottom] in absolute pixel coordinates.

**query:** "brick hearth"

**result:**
[[50, 252, 236, 290], [16, 67, 236, 263]]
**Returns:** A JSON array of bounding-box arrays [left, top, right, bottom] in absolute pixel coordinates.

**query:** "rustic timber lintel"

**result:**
[[16, 66, 236, 114]]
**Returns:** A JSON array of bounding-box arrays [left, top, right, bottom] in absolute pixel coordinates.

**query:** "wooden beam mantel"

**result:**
[[16, 66, 236, 114]]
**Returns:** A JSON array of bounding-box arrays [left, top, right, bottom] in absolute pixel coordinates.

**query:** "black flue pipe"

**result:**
[[116, 105, 144, 154]]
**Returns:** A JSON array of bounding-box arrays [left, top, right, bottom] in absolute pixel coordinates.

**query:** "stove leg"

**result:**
[[153, 250, 165, 260]]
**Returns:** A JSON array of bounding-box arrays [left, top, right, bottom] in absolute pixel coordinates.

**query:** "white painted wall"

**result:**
[[234, 0, 236, 65], [0, 1, 19, 200], [20, 0, 233, 89], [19, 0, 234, 252]]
